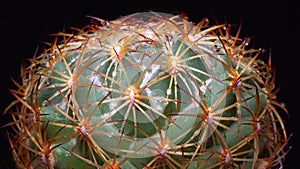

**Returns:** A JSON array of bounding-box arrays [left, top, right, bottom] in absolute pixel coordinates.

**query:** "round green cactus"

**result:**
[[1, 12, 289, 168]]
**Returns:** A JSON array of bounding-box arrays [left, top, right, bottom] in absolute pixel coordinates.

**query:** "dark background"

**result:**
[[0, 0, 295, 168]]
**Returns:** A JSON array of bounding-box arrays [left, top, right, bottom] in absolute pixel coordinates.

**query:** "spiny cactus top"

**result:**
[[1, 12, 289, 169]]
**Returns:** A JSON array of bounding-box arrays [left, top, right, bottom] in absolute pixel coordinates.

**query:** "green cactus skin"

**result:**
[[1, 12, 289, 169]]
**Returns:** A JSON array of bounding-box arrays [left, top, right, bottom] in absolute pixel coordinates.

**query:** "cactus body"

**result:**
[[1, 12, 289, 169]]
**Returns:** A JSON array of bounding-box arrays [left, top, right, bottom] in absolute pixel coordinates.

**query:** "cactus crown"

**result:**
[[1, 12, 289, 169]]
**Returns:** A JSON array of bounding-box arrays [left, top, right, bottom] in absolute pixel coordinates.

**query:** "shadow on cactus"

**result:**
[[1, 11, 290, 169]]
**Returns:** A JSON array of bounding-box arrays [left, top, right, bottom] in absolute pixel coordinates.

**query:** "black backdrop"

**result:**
[[0, 0, 295, 168]]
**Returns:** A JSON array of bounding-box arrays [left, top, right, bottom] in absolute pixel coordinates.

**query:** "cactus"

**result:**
[[1, 12, 290, 169]]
